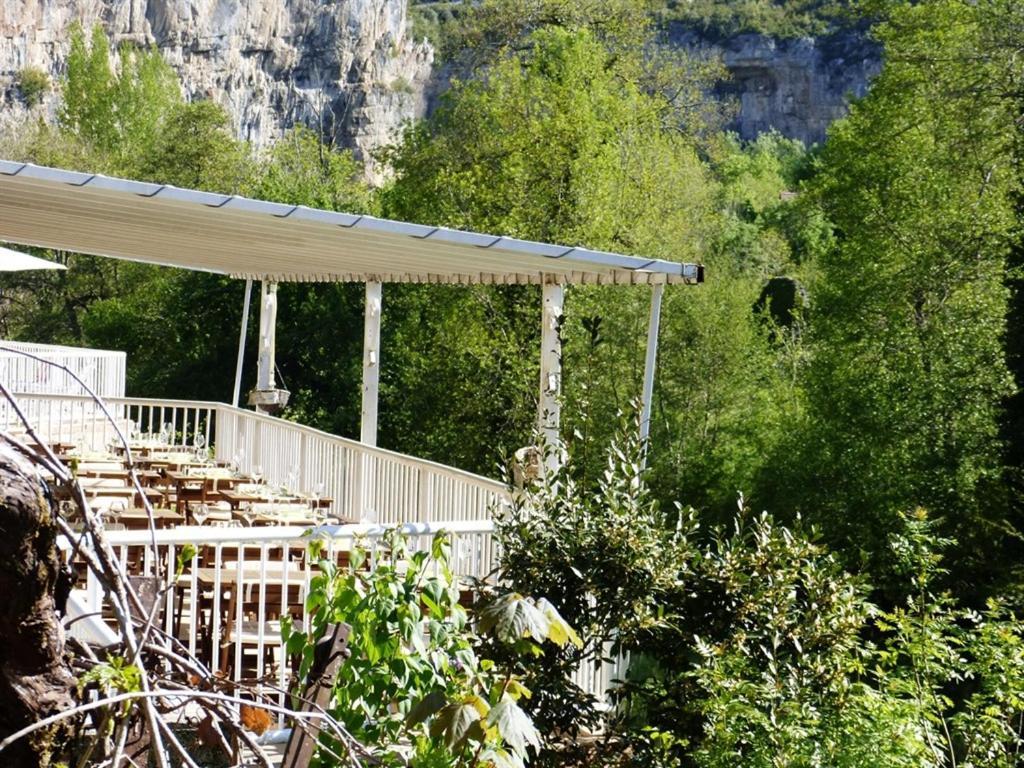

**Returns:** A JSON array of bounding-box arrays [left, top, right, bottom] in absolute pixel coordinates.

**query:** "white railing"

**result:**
[[4, 392, 509, 525], [0, 341, 126, 398], [63, 521, 624, 717], [63, 521, 499, 722]]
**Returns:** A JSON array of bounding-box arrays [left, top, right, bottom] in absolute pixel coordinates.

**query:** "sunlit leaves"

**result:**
[[486, 696, 542, 754], [283, 527, 575, 765]]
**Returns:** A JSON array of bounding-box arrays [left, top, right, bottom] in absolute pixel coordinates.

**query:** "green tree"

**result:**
[[765, 0, 1022, 595], [60, 23, 181, 173], [139, 101, 251, 193], [379, 26, 731, 477]]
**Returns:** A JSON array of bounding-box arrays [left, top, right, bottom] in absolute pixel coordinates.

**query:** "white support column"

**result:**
[[538, 282, 564, 472], [256, 281, 278, 392], [248, 280, 289, 412], [231, 278, 253, 408], [640, 282, 665, 457], [360, 280, 383, 446]]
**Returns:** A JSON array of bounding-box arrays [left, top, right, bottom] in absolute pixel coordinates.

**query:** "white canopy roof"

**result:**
[[0, 244, 65, 272], [0, 161, 703, 286]]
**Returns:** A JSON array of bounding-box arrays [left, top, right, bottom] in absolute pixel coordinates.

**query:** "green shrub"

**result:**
[[498, 422, 1024, 767], [17, 66, 50, 107], [281, 528, 580, 766]]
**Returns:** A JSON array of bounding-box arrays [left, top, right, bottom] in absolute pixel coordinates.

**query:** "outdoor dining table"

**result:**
[[228, 503, 339, 527], [76, 484, 167, 507], [219, 488, 333, 511], [166, 469, 252, 512], [135, 453, 223, 472], [118, 506, 185, 530]]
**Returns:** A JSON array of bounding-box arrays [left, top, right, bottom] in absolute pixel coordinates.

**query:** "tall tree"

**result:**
[[767, 0, 1023, 595]]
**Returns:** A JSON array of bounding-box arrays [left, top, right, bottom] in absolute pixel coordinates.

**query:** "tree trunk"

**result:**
[[0, 446, 75, 767]]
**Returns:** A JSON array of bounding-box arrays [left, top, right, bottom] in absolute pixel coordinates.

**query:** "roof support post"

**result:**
[[256, 281, 278, 392], [248, 280, 289, 413], [639, 282, 665, 464], [360, 280, 383, 446], [231, 278, 253, 408], [538, 282, 564, 473]]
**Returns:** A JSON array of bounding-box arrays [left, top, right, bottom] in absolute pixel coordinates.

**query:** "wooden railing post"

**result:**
[[281, 623, 351, 768]]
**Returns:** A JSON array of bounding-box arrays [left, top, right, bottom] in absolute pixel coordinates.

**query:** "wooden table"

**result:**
[[166, 470, 250, 512], [220, 488, 333, 511], [80, 485, 167, 507], [118, 507, 185, 530], [229, 504, 330, 527]]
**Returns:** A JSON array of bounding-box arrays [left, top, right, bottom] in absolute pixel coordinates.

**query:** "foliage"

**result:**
[[657, 0, 849, 39], [438, 0, 657, 70], [378, 25, 730, 476], [495, 417, 696, 735], [16, 67, 50, 107], [282, 529, 579, 767], [762, 0, 1023, 595], [138, 100, 251, 193], [61, 23, 182, 173]]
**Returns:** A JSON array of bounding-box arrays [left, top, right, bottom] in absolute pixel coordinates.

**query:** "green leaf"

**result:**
[[477, 593, 550, 644], [486, 696, 542, 754], [407, 689, 448, 727], [430, 697, 489, 749]]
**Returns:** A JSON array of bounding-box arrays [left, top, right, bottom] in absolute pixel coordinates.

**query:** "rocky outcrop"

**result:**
[[0, 0, 433, 180], [0, 1, 881, 176], [668, 26, 882, 146]]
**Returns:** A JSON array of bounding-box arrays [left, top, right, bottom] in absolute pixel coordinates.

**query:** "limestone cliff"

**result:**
[[0, 0, 433, 179], [669, 26, 882, 146], [0, 1, 880, 177]]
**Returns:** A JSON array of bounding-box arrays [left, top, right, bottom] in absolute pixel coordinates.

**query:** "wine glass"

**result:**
[[242, 502, 258, 527], [287, 465, 299, 494], [252, 464, 264, 485], [108, 500, 126, 527], [194, 434, 207, 463], [309, 481, 325, 514], [192, 503, 210, 526]]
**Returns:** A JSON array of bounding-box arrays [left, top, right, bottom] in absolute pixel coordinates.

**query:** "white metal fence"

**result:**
[[62, 521, 625, 717], [3, 392, 509, 525], [0, 341, 126, 398], [63, 522, 500, 721]]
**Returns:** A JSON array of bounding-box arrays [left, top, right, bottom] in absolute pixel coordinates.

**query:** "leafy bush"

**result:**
[[16, 67, 50, 107], [498, 423, 1024, 767], [495, 419, 696, 738], [282, 528, 580, 766]]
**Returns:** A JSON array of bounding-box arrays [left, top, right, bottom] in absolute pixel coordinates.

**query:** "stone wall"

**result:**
[[0, 0, 433, 180]]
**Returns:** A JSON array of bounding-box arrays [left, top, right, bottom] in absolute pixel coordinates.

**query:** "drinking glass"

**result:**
[[108, 500, 126, 526], [192, 503, 210, 526]]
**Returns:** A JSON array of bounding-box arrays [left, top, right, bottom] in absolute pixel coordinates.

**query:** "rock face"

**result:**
[[0, 2, 880, 176], [668, 26, 882, 146], [0, 0, 433, 179]]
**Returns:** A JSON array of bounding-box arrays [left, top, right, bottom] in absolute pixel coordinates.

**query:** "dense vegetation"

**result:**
[[1, 0, 1023, 764], [408, 0, 850, 48]]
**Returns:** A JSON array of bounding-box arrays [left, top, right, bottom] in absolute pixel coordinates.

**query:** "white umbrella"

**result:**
[[0, 245, 65, 271]]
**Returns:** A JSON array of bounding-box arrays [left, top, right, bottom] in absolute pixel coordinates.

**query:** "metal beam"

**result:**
[[361, 280, 383, 446], [231, 278, 253, 408], [538, 282, 564, 472], [640, 282, 665, 456]]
